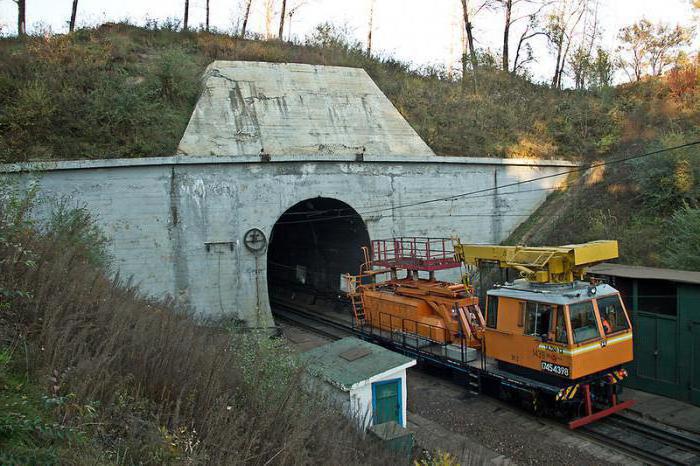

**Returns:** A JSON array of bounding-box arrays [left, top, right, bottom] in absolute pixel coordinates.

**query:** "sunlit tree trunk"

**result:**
[[502, 0, 512, 71]]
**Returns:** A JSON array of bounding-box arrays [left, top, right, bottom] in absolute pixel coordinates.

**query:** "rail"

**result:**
[[581, 414, 700, 465]]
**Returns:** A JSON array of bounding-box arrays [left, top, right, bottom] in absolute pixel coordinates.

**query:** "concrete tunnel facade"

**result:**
[[0, 61, 579, 326], [1, 154, 576, 327]]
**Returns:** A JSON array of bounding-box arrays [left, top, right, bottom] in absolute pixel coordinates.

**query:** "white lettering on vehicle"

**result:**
[[541, 361, 570, 377]]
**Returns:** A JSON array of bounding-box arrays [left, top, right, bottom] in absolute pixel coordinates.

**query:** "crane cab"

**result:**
[[483, 280, 633, 381]]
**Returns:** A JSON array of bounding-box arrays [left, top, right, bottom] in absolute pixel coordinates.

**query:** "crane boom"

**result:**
[[453, 240, 619, 284]]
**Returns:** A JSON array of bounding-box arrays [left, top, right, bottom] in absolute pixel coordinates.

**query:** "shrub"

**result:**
[[0, 190, 402, 464], [629, 132, 699, 212], [664, 204, 700, 271]]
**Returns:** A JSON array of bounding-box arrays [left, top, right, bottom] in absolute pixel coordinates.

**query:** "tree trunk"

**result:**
[[367, 0, 375, 56], [16, 0, 26, 36], [241, 0, 253, 38], [69, 0, 78, 32], [551, 37, 562, 87], [460, 0, 478, 71], [512, 27, 527, 73], [502, 0, 512, 71], [206, 0, 210, 31], [183, 0, 189, 31], [460, 0, 478, 93], [278, 0, 287, 40]]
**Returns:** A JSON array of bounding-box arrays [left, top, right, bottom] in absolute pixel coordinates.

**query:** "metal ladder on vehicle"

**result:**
[[344, 274, 366, 325], [467, 371, 481, 396]]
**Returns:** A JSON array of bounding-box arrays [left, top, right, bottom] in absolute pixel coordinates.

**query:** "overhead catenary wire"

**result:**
[[271, 140, 700, 225]]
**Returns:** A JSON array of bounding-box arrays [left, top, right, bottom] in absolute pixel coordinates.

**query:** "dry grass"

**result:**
[[0, 195, 402, 464]]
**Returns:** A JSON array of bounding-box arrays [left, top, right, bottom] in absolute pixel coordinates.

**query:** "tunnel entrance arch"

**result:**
[[266, 197, 370, 316]]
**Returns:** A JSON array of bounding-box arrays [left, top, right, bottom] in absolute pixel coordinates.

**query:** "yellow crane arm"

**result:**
[[453, 240, 619, 284]]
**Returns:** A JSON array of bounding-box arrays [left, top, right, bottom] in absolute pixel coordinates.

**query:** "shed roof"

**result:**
[[301, 337, 416, 391], [589, 263, 700, 286]]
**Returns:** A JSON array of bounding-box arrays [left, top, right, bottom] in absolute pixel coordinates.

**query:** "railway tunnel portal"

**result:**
[[267, 197, 370, 313], [0, 61, 579, 328]]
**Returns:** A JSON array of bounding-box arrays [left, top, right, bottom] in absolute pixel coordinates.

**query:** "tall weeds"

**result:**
[[0, 191, 400, 464]]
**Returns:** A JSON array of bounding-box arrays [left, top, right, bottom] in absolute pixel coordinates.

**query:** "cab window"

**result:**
[[524, 302, 552, 337], [486, 295, 498, 328], [555, 307, 568, 344], [568, 301, 600, 343], [596, 295, 630, 335]]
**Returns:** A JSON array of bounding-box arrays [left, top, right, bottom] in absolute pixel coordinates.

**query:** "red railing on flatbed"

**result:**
[[370, 237, 461, 271]]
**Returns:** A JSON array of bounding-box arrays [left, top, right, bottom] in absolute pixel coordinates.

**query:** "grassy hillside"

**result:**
[[0, 23, 698, 269], [506, 69, 700, 270], [0, 22, 615, 162]]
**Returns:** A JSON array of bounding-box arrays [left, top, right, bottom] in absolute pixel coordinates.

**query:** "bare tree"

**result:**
[[278, 0, 287, 39], [496, 0, 549, 72], [11, 0, 26, 36], [616, 19, 652, 81], [206, 0, 210, 31], [617, 19, 695, 81], [241, 0, 253, 38], [69, 0, 78, 32], [563, 0, 600, 89], [547, 0, 588, 89], [285, 1, 307, 41], [459, 0, 494, 92], [367, 0, 375, 55], [648, 24, 695, 75], [183, 0, 190, 30], [512, 14, 547, 73]]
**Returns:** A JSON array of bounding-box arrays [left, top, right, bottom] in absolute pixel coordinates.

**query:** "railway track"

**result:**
[[270, 298, 354, 341], [272, 298, 700, 465], [580, 414, 700, 465]]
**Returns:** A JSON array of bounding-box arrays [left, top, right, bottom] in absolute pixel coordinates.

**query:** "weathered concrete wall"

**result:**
[[177, 61, 435, 157], [2, 155, 577, 326]]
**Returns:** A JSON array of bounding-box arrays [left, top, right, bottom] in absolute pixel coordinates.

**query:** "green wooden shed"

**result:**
[[590, 263, 700, 406]]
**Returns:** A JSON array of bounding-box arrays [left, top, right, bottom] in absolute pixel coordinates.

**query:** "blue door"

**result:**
[[372, 379, 402, 425]]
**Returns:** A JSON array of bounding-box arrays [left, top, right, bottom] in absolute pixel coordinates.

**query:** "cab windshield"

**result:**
[[596, 294, 630, 335], [568, 301, 600, 343]]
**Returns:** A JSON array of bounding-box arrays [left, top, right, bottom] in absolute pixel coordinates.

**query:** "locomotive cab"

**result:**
[[483, 280, 633, 381]]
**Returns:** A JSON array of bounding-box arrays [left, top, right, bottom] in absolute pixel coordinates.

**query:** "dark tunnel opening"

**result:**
[[267, 198, 370, 317]]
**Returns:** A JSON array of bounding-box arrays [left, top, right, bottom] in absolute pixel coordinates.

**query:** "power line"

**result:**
[[276, 140, 700, 225], [357, 140, 700, 216]]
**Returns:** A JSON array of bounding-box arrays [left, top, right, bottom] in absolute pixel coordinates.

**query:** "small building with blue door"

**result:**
[[589, 263, 700, 406], [301, 337, 416, 429]]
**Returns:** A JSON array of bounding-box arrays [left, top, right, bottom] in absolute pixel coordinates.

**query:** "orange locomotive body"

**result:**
[[483, 283, 633, 381]]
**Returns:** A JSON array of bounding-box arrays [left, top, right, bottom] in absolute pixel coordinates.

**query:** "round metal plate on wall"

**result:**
[[244, 228, 267, 255]]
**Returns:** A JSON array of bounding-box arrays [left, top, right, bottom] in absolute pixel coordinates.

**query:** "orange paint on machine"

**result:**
[[345, 237, 636, 428]]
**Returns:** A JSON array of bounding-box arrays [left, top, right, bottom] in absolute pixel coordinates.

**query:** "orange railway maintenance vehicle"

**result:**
[[344, 237, 634, 428]]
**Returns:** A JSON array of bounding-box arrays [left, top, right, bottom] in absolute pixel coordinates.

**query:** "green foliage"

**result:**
[[664, 204, 700, 270], [630, 133, 700, 212], [0, 23, 625, 162], [0, 31, 203, 162], [46, 199, 111, 269]]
